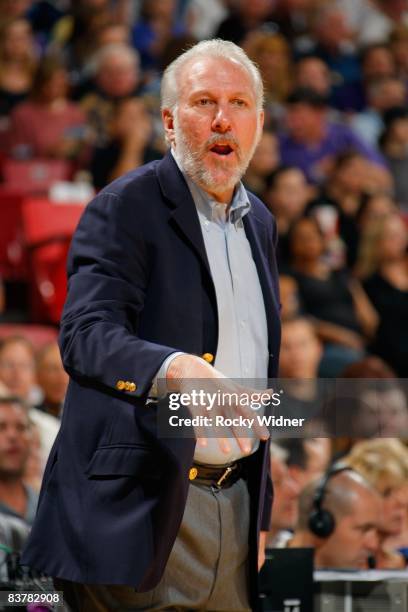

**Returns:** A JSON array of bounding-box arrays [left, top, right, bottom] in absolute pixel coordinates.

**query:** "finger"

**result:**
[[217, 437, 231, 454], [230, 421, 253, 453], [237, 406, 270, 441], [234, 436, 252, 454], [252, 421, 270, 441]]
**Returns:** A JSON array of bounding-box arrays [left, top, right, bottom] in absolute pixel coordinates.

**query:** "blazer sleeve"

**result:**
[[59, 190, 179, 399]]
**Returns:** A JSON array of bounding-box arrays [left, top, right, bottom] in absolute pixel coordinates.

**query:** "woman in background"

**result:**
[[287, 216, 378, 376], [7, 54, 87, 163], [346, 439, 408, 569], [356, 212, 408, 376]]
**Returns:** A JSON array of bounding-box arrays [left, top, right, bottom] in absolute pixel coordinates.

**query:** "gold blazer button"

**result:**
[[189, 467, 198, 481], [202, 353, 214, 364]]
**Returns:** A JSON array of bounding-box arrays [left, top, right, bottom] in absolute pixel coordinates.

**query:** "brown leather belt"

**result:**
[[189, 459, 246, 489]]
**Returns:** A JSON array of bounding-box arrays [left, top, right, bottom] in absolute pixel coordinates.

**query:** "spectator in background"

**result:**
[[185, 0, 228, 40], [288, 468, 380, 569], [279, 88, 384, 185], [72, 20, 132, 96], [330, 357, 403, 455], [357, 212, 408, 376], [270, 0, 321, 52], [351, 76, 406, 148], [279, 275, 301, 320], [308, 151, 393, 268], [335, 42, 399, 112], [380, 106, 408, 208], [216, 0, 275, 45], [294, 55, 332, 99], [278, 438, 331, 494], [79, 43, 141, 148], [89, 96, 157, 190], [0, 396, 38, 526], [287, 216, 378, 376], [243, 130, 280, 198], [278, 316, 326, 426], [389, 24, 408, 81], [0, 337, 38, 406], [342, 190, 397, 267], [362, 42, 398, 81], [325, 375, 408, 452], [266, 442, 301, 548], [0, 337, 59, 470], [35, 342, 68, 419], [0, 0, 33, 28], [0, 19, 38, 123], [94, 21, 130, 49], [352, 380, 408, 439], [7, 54, 87, 163], [279, 316, 322, 379], [263, 165, 311, 267], [50, 0, 120, 76], [131, 0, 185, 73], [346, 439, 408, 568], [337, 0, 407, 47], [294, 53, 368, 116], [243, 30, 293, 126], [356, 192, 397, 233], [322, 152, 388, 218], [307, 6, 360, 90]]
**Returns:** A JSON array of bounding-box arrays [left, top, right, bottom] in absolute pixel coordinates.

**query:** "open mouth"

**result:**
[[210, 144, 234, 156]]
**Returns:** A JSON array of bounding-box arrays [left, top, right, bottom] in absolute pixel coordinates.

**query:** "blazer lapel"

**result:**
[[156, 151, 212, 280]]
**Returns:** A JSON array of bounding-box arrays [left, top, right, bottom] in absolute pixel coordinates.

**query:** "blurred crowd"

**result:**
[[0, 0, 407, 579]]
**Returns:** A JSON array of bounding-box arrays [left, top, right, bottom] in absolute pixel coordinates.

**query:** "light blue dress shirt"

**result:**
[[157, 151, 269, 464]]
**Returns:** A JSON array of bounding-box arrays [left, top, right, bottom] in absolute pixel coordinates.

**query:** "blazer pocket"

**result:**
[[85, 445, 162, 480]]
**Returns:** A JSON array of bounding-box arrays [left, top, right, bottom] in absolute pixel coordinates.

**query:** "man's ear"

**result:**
[[162, 108, 175, 146]]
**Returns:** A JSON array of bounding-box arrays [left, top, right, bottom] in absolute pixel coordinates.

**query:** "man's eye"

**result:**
[[232, 99, 246, 107], [197, 99, 212, 106]]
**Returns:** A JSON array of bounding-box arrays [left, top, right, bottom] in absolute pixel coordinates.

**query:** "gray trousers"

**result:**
[[57, 478, 251, 611]]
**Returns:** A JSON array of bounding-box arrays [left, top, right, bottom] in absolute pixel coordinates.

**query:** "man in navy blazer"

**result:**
[[22, 40, 281, 610]]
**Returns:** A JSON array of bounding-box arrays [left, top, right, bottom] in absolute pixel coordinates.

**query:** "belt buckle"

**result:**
[[215, 464, 236, 489]]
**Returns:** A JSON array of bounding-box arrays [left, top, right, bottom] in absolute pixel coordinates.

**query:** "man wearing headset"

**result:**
[[286, 466, 381, 569]]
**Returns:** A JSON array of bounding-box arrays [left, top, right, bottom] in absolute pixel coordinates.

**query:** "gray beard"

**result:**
[[173, 115, 260, 197]]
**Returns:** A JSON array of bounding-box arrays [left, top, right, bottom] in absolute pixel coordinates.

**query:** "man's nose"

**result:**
[[211, 105, 231, 132], [4, 426, 18, 442], [288, 476, 301, 498], [365, 529, 379, 553]]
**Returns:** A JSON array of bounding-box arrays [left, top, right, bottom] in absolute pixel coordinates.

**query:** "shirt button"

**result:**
[[240, 321, 246, 328]]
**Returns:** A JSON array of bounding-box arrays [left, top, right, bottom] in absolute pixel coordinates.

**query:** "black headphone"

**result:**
[[308, 464, 353, 538]]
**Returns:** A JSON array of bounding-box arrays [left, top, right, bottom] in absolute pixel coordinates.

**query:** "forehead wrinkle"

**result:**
[[178, 56, 256, 102]]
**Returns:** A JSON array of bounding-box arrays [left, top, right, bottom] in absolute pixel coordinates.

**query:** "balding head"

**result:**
[[299, 469, 377, 529], [296, 469, 380, 568]]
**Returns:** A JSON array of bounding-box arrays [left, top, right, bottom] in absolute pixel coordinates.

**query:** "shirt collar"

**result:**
[[171, 148, 251, 227]]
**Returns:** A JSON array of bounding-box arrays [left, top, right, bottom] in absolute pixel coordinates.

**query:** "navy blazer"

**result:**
[[22, 152, 281, 603]]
